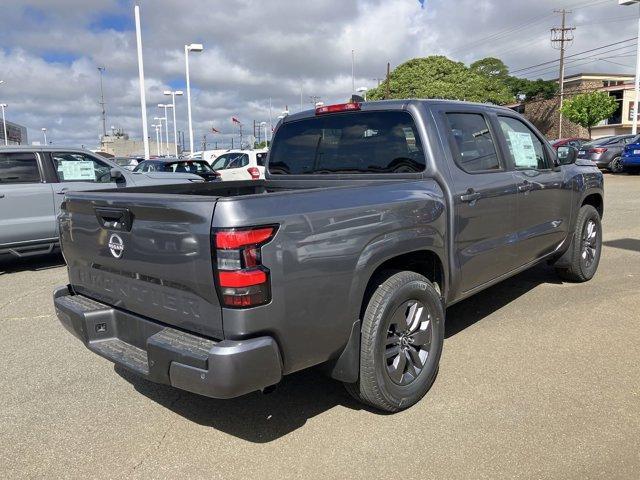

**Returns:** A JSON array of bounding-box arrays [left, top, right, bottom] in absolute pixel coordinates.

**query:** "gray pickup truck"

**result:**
[[0, 146, 203, 260], [54, 100, 604, 412]]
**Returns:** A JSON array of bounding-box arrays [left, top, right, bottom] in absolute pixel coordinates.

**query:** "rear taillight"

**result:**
[[247, 167, 260, 180], [213, 226, 277, 308], [590, 147, 607, 154]]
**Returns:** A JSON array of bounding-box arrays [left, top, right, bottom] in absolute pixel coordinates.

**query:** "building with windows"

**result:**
[[509, 73, 636, 139], [0, 118, 28, 145]]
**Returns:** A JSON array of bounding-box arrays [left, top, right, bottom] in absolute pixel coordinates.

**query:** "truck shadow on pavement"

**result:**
[[0, 253, 65, 275], [115, 263, 562, 443]]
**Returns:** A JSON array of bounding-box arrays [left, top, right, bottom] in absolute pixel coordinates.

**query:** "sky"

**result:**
[[0, 0, 637, 148]]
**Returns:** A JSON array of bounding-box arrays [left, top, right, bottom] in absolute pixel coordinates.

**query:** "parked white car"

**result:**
[[208, 149, 268, 180]]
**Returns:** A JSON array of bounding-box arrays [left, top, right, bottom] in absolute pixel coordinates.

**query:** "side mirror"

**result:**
[[110, 168, 125, 182], [556, 146, 577, 166]]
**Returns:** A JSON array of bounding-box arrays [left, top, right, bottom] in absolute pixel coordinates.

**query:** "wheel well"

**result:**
[[582, 193, 603, 218], [361, 250, 444, 318]]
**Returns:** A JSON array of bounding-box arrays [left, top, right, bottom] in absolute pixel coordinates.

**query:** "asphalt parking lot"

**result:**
[[1, 174, 639, 480]]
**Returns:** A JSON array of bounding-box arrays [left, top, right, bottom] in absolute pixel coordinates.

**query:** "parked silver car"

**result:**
[[0, 146, 203, 260]]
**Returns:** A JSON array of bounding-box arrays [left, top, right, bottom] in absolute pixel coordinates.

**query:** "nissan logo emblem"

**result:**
[[108, 233, 124, 259]]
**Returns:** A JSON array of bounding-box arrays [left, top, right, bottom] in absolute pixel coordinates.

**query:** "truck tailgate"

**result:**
[[59, 192, 223, 339]]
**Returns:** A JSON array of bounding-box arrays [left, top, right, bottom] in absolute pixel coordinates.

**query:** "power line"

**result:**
[[510, 37, 638, 75], [521, 44, 638, 78]]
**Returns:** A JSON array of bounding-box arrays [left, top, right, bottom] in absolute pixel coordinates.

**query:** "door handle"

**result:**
[[460, 189, 481, 203], [0, 194, 5, 199], [56, 188, 69, 196], [518, 181, 532, 193]]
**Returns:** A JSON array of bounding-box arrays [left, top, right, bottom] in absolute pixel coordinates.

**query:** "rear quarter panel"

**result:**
[[214, 180, 446, 374]]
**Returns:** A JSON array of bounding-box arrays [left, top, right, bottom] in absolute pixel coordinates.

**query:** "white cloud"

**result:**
[[0, 0, 636, 147]]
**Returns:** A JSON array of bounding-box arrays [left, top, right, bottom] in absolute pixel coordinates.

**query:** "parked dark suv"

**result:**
[[578, 134, 640, 173]]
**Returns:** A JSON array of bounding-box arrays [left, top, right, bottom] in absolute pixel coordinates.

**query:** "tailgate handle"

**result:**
[[95, 207, 134, 232]]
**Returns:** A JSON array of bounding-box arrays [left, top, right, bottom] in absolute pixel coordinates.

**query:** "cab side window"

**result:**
[[498, 117, 550, 170], [52, 152, 113, 183], [0, 153, 41, 183], [445, 113, 501, 173]]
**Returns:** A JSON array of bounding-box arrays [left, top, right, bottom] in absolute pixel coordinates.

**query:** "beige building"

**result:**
[[100, 131, 180, 157], [509, 73, 636, 140]]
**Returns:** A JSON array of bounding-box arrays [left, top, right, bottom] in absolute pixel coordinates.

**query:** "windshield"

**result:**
[[164, 161, 213, 173], [268, 111, 425, 175]]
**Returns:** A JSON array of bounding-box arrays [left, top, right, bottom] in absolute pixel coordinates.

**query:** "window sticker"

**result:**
[[507, 131, 537, 168], [59, 160, 96, 181]]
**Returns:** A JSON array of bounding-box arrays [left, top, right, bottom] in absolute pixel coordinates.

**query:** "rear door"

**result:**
[[440, 109, 520, 293], [496, 115, 571, 264], [0, 151, 56, 246], [59, 191, 223, 339]]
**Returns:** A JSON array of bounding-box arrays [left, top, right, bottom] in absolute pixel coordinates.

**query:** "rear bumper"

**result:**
[[54, 285, 282, 399]]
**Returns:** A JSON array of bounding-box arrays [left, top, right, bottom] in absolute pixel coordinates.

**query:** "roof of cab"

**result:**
[[280, 98, 515, 123]]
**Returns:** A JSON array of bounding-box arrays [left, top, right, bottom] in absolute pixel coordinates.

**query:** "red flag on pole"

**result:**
[[212, 126, 220, 133], [231, 117, 241, 124]]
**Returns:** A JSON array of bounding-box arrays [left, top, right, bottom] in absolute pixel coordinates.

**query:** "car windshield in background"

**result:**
[[165, 161, 213, 173], [268, 111, 425, 175]]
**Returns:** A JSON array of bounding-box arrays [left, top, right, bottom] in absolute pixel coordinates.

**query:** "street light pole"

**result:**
[[151, 124, 160, 156], [158, 104, 172, 156], [164, 90, 183, 156], [154, 117, 164, 156], [41, 128, 47, 145], [134, 4, 150, 159], [0, 104, 7, 146], [260, 122, 268, 148], [184, 43, 204, 156]]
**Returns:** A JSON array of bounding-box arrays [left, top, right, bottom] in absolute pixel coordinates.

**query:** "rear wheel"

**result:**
[[344, 271, 444, 412], [555, 205, 602, 282], [609, 156, 624, 174]]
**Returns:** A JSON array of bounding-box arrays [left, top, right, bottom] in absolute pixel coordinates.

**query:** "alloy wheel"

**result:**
[[385, 300, 432, 386], [581, 219, 598, 268]]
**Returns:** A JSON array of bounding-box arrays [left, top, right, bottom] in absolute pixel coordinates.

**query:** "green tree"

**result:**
[[367, 56, 514, 105], [505, 77, 558, 101], [471, 57, 557, 101], [470, 57, 509, 80], [560, 91, 618, 138]]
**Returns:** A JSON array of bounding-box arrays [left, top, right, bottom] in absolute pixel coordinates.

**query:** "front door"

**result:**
[[48, 151, 118, 215], [441, 111, 520, 294], [495, 115, 572, 265]]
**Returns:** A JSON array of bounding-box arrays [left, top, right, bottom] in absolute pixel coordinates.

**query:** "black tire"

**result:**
[[344, 271, 444, 412], [609, 156, 624, 174], [555, 205, 602, 282]]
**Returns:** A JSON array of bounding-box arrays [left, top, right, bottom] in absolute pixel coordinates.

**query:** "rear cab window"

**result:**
[[268, 111, 425, 174], [0, 152, 42, 183], [444, 113, 501, 173], [211, 153, 249, 170], [166, 161, 213, 174]]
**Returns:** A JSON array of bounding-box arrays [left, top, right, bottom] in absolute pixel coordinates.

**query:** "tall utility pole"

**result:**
[[551, 9, 575, 139], [385, 62, 391, 99], [351, 50, 356, 94], [134, 4, 149, 159], [97, 66, 107, 138]]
